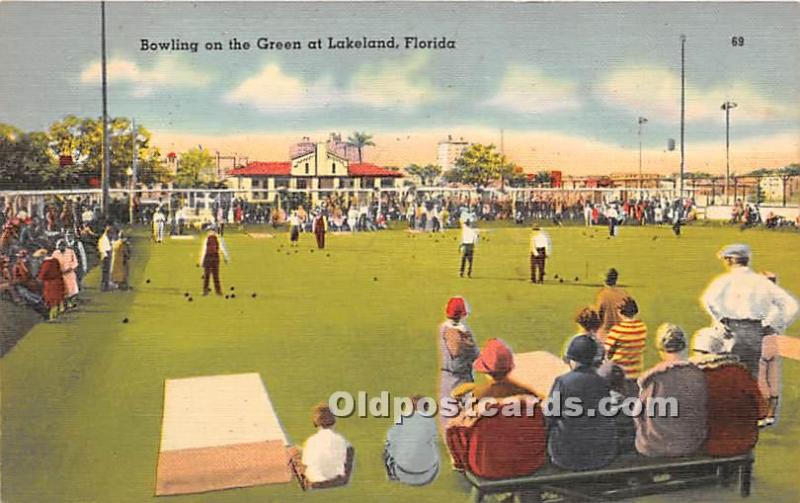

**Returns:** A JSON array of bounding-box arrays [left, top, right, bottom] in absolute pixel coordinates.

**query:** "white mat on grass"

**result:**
[[170, 235, 195, 240], [156, 373, 292, 496]]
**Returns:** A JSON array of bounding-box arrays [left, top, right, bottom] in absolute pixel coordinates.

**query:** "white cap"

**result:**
[[692, 326, 734, 354]]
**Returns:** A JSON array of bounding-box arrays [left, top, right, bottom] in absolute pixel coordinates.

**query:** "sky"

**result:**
[[1, 1, 799, 175]]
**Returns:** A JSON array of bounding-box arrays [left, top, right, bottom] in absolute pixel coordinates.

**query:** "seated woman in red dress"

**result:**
[[446, 338, 547, 479]]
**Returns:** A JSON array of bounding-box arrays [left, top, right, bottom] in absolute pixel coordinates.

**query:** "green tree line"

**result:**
[[1, 116, 194, 190]]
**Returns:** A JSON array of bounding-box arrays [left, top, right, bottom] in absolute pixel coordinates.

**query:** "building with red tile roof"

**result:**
[[225, 138, 403, 203]]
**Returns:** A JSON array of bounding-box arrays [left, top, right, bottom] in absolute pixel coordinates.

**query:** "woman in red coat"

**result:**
[[38, 253, 65, 320]]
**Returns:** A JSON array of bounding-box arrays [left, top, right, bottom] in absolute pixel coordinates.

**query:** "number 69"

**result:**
[[731, 36, 745, 47]]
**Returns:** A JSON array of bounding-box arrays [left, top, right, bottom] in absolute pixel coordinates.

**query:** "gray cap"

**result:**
[[656, 323, 687, 353], [718, 243, 751, 260]]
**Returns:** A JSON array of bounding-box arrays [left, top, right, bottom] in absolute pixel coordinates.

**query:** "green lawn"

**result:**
[[2, 225, 799, 503]]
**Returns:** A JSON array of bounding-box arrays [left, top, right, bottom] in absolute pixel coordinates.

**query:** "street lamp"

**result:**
[[638, 116, 648, 197], [721, 101, 738, 204]]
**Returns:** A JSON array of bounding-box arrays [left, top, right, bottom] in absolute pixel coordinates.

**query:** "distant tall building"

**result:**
[[290, 133, 361, 163], [437, 135, 469, 171]]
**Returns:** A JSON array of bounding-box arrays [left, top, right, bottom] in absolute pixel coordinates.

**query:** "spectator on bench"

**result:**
[[11, 250, 44, 310], [447, 338, 546, 479], [289, 404, 354, 490], [636, 324, 707, 457], [691, 327, 764, 457], [0, 254, 21, 303], [548, 335, 618, 470], [452, 338, 529, 401], [572, 307, 605, 368], [384, 395, 439, 486], [604, 297, 648, 396]]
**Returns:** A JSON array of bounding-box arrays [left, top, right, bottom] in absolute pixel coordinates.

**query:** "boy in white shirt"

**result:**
[[290, 404, 353, 490]]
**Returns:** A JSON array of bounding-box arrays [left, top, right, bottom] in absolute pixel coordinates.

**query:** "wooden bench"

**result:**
[[463, 452, 754, 502]]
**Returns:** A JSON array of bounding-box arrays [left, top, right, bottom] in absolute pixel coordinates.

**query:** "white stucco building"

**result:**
[[226, 139, 402, 203]]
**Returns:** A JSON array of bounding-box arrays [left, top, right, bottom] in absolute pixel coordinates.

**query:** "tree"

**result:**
[[175, 147, 216, 187], [405, 163, 442, 186], [0, 125, 60, 189], [48, 115, 169, 187], [746, 168, 775, 178], [532, 171, 552, 187], [497, 162, 526, 189], [448, 143, 507, 187], [505, 165, 529, 188], [685, 171, 714, 179], [346, 131, 375, 163]]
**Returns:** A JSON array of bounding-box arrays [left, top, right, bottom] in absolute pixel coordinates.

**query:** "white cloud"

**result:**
[[598, 65, 795, 123], [226, 54, 445, 113], [350, 53, 446, 109], [484, 65, 582, 114], [80, 57, 212, 97], [225, 64, 346, 111]]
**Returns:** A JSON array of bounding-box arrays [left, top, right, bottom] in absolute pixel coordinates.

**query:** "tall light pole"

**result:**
[[679, 35, 686, 200], [638, 116, 648, 197], [128, 119, 138, 224], [100, 1, 111, 217], [721, 100, 737, 204]]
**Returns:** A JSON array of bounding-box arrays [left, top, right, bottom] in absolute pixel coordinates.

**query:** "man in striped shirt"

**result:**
[[604, 297, 648, 380]]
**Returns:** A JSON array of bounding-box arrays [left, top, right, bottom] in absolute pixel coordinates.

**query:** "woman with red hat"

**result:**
[[437, 296, 479, 428]]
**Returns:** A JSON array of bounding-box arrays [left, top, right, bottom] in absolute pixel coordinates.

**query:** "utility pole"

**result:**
[[638, 116, 648, 198], [129, 119, 138, 224], [721, 101, 738, 204], [100, 1, 111, 217], [679, 34, 686, 200]]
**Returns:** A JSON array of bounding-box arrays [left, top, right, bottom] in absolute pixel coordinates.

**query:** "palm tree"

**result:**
[[347, 131, 375, 163]]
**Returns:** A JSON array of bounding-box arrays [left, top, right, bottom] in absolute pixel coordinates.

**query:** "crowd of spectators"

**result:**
[[122, 189, 800, 237], [287, 260, 794, 490], [0, 196, 122, 320]]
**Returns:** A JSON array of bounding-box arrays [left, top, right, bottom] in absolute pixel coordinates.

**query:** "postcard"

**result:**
[[1, 2, 798, 502]]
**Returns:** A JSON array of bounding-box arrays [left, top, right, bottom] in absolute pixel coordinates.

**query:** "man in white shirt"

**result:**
[[153, 210, 166, 243], [459, 220, 479, 278], [292, 404, 352, 489], [701, 244, 799, 374], [530, 226, 552, 284], [97, 223, 113, 291], [606, 205, 619, 237], [583, 204, 593, 227]]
